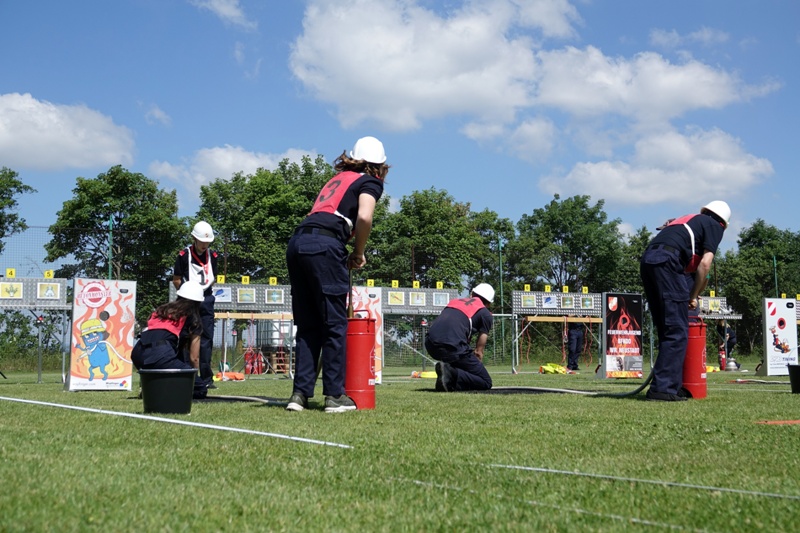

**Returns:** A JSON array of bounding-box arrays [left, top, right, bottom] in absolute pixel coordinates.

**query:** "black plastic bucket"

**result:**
[[139, 368, 197, 414], [788, 364, 800, 394]]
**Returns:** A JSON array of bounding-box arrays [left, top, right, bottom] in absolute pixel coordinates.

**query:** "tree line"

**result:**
[[2, 162, 798, 357]]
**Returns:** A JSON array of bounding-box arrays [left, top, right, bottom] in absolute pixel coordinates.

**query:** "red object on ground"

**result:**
[[345, 316, 377, 410], [244, 349, 263, 375], [683, 318, 707, 399]]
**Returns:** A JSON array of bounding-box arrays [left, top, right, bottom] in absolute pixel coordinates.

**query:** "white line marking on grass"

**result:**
[[488, 464, 800, 501], [390, 477, 706, 532], [0, 396, 352, 449], [715, 387, 788, 393]]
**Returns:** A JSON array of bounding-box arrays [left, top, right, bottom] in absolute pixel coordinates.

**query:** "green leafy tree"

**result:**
[[0, 167, 35, 254], [466, 208, 515, 313], [197, 155, 334, 283], [507, 194, 623, 293], [367, 188, 482, 290], [715, 220, 800, 354], [612, 226, 651, 294], [44, 166, 186, 322]]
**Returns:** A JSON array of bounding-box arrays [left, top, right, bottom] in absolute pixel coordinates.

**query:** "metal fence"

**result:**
[[2, 227, 521, 372]]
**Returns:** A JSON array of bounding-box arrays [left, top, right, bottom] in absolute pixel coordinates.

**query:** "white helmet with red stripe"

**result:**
[[191, 221, 215, 242]]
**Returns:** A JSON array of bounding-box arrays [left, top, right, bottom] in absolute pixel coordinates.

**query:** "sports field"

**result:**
[[1, 363, 798, 532]]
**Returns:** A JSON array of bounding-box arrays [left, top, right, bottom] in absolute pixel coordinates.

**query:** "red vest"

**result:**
[[146, 313, 185, 337], [309, 171, 363, 218], [667, 214, 701, 273], [446, 297, 485, 319]]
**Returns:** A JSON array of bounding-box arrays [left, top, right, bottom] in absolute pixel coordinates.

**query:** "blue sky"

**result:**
[[2, 0, 798, 253]]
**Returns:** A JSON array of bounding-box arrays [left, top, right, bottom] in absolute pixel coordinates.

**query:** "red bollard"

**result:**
[[345, 316, 376, 409], [683, 318, 707, 399]]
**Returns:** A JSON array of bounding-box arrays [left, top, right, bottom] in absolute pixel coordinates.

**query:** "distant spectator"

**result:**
[[566, 322, 584, 372], [717, 319, 737, 358]]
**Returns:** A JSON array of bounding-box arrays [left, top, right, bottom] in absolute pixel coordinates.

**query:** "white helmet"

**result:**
[[350, 136, 387, 164], [191, 221, 215, 243], [701, 201, 731, 228], [472, 283, 495, 304], [176, 280, 204, 302]]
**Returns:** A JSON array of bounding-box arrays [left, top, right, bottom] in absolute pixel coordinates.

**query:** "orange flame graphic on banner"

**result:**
[[70, 280, 135, 380]]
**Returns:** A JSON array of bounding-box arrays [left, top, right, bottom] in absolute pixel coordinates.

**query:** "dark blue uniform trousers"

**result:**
[[424, 338, 493, 391], [640, 248, 690, 395], [287, 231, 349, 398], [567, 327, 584, 370], [132, 332, 207, 398]]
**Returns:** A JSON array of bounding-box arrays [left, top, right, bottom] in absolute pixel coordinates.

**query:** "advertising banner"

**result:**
[[601, 293, 644, 378], [67, 279, 137, 391], [758, 298, 798, 376], [351, 286, 383, 384]]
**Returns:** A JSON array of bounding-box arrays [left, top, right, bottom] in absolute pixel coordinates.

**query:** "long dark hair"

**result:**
[[334, 151, 390, 180], [154, 298, 201, 325]]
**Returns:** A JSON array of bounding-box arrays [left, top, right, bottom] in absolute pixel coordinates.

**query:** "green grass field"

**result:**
[[1, 362, 799, 532]]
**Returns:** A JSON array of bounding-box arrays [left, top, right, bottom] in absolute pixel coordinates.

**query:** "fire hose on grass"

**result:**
[[493, 316, 707, 399]]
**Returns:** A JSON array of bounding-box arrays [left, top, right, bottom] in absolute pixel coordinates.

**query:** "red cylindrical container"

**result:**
[[345, 317, 377, 409], [682, 318, 707, 399]]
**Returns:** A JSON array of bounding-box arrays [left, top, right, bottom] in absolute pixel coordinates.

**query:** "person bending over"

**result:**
[[285, 136, 390, 413], [132, 280, 208, 399], [640, 201, 730, 401]]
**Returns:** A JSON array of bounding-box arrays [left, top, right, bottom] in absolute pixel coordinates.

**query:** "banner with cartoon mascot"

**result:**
[[758, 298, 798, 376], [67, 279, 137, 391]]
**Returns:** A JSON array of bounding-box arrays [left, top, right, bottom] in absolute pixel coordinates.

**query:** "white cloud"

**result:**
[[511, 0, 582, 39], [688, 27, 729, 46], [650, 26, 729, 49], [292, 2, 773, 131], [0, 93, 134, 171], [149, 145, 318, 212], [233, 41, 261, 79], [461, 121, 507, 143], [289, 0, 777, 207], [149, 145, 318, 190], [534, 46, 755, 123], [649, 29, 681, 49], [290, 0, 567, 130], [617, 221, 635, 239], [188, 0, 256, 30], [462, 116, 556, 159], [539, 127, 774, 207], [144, 104, 172, 126], [508, 117, 556, 161], [234, 42, 245, 64]]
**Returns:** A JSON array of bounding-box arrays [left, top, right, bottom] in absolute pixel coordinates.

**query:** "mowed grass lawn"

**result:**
[[1, 362, 799, 532]]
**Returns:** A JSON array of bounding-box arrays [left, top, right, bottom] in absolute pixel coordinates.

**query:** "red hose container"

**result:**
[[683, 318, 707, 399], [345, 316, 376, 410]]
